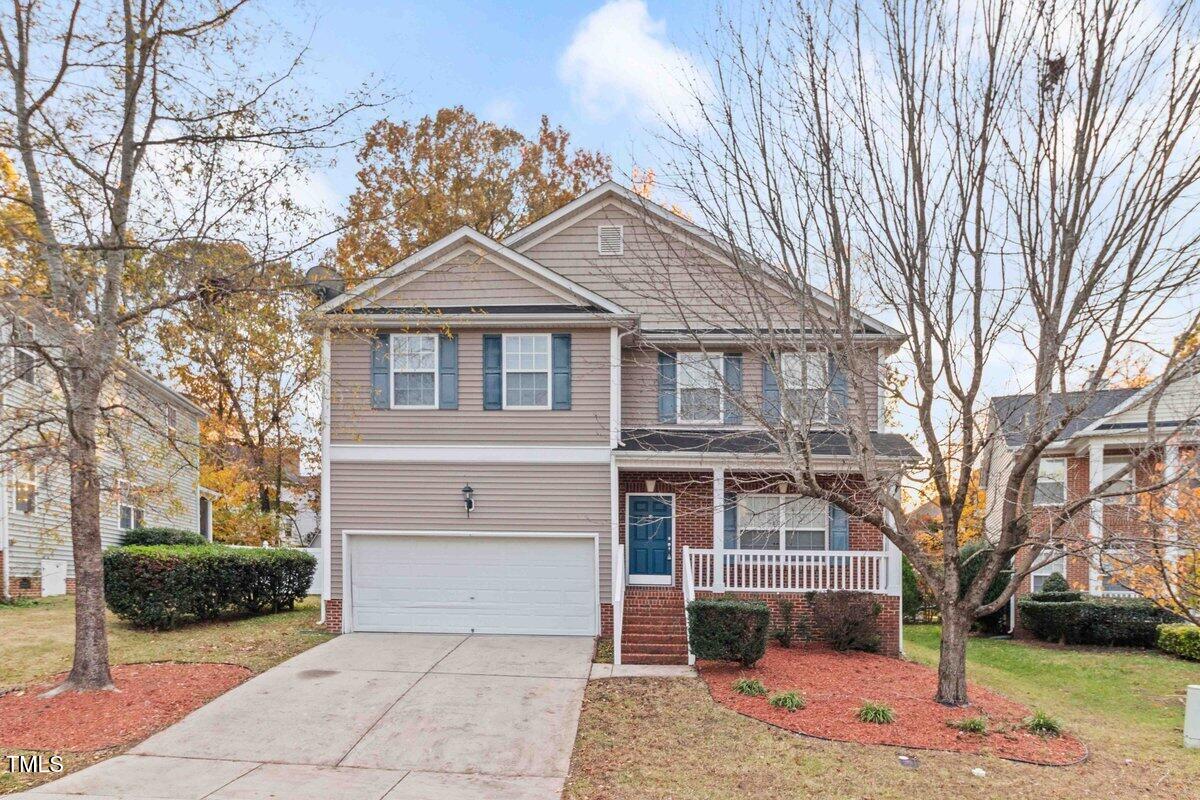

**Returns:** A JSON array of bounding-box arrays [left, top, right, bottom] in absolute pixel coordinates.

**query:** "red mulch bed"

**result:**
[[0, 662, 251, 752], [698, 644, 1087, 766]]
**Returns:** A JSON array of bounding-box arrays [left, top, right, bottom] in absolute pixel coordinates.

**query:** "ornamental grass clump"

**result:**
[[1024, 710, 1062, 737], [732, 678, 768, 697], [857, 701, 896, 724], [769, 691, 807, 711], [947, 715, 988, 734]]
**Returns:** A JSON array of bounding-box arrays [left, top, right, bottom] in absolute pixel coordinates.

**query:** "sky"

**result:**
[[258, 0, 711, 215]]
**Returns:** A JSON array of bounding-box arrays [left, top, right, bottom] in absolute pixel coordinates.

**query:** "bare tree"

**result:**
[[0, 0, 375, 693], [636, 0, 1200, 704]]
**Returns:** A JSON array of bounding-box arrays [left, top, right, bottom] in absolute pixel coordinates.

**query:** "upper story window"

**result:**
[[391, 334, 438, 409], [677, 353, 723, 424], [164, 404, 178, 439], [779, 351, 828, 424], [1101, 455, 1134, 503], [12, 321, 37, 385], [736, 495, 828, 550], [503, 333, 551, 409], [1033, 458, 1067, 505], [118, 480, 145, 531], [13, 462, 37, 513], [597, 224, 623, 255]]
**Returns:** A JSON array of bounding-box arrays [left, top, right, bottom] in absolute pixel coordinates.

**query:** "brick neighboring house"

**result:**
[[980, 372, 1200, 631], [0, 324, 211, 598], [311, 181, 919, 664]]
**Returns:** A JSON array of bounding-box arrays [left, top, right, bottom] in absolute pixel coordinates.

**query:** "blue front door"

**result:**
[[628, 495, 673, 583]]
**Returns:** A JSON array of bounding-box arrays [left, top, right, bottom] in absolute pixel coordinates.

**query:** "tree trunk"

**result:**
[[936, 606, 971, 706], [44, 379, 114, 695]]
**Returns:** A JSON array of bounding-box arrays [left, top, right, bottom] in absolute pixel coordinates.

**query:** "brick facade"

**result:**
[[322, 598, 342, 633], [600, 602, 613, 637]]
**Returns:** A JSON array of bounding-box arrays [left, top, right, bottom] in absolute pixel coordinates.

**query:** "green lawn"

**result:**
[[0, 596, 331, 794], [565, 626, 1200, 800]]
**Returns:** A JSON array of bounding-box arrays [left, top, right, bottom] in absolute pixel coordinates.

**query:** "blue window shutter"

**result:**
[[723, 353, 743, 424], [762, 355, 780, 422], [483, 334, 502, 410], [828, 353, 848, 425], [829, 503, 849, 550], [657, 352, 677, 423], [438, 333, 458, 409], [723, 491, 738, 549], [370, 333, 390, 409], [552, 333, 572, 410]]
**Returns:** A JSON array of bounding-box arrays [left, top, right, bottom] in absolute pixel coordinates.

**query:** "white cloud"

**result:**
[[559, 0, 708, 129], [483, 96, 519, 125]]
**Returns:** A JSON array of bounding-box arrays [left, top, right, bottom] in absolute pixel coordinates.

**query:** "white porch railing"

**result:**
[[686, 549, 890, 594]]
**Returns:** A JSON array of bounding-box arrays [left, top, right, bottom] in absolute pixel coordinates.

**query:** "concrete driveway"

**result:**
[[19, 633, 593, 800]]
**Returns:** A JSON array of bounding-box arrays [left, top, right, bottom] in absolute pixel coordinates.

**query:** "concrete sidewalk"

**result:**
[[18, 633, 593, 800]]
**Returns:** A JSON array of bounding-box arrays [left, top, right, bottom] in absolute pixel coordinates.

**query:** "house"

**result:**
[[979, 371, 1200, 625], [311, 181, 918, 664], [0, 324, 210, 598]]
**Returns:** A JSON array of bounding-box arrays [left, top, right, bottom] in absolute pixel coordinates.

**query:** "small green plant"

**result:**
[[732, 678, 767, 697], [857, 701, 895, 724], [769, 690, 807, 711], [947, 715, 988, 734], [1024, 710, 1062, 737], [772, 598, 797, 647], [1039, 572, 1070, 594]]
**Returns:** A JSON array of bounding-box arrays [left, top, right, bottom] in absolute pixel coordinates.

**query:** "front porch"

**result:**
[[611, 467, 903, 665]]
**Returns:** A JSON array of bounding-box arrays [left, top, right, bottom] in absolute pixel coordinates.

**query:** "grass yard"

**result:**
[[564, 625, 1200, 800], [0, 595, 331, 794]]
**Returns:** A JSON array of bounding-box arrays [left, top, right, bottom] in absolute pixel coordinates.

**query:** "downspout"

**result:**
[[1, 471, 9, 600]]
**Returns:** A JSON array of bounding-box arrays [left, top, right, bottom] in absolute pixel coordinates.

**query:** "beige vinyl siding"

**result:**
[[1103, 371, 1200, 427], [4, 367, 202, 581], [375, 249, 567, 307], [621, 346, 878, 430], [329, 326, 610, 445], [328, 460, 612, 602], [520, 203, 827, 331]]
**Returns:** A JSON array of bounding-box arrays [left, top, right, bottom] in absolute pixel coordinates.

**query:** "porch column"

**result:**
[[713, 466, 726, 593], [1088, 440, 1105, 594], [1165, 443, 1182, 564]]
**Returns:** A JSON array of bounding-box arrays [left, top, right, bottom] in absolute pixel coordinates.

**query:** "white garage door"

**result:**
[[348, 534, 597, 635]]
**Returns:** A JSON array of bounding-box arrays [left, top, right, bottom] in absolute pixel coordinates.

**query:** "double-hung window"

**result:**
[[13, 463, 37, 513], [503, 334, 551, 409], [1101, 456, 1134, 504], [736, 494, 828, 550], [12, 321, 36, 385], [779, 351, 828, 424], [164, 404, 178, 439], [676, 353, 723, 423], [118, 480, 145, 531], [1033, 458, 1067, 505], [390, 334, 438, 408], [1030, 541, 1066, 592]]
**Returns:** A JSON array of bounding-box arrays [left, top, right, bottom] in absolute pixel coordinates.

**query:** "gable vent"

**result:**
[[597, 224, 624, 256]]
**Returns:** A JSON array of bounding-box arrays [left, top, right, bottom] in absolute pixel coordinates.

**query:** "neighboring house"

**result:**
[[0, 322, 209, 598], [312, 181, 918, 664], [980, 371, 1200, 628]]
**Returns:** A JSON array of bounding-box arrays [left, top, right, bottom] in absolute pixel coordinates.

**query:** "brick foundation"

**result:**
[[322, 599, 343, 633], [600, 602, 613, 637]]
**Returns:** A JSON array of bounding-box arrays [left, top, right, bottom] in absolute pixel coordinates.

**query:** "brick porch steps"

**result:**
[[620, 588, 690, 665]]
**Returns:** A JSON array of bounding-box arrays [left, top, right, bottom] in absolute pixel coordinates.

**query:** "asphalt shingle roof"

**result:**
[[618, 428, 920, 459], [989, 388, 1137, 448]]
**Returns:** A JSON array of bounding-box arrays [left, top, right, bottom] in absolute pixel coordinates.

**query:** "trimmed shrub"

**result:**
[[732, 678, 768, 697], [687, 599, 770, 667], [1039, 573, 1069, 594], [811, 591, 882, 652], [122, 526, 207, 547], [769, 690, 807, 711], [1156, 623, 1200, 661], [1030, 590, 1084, 603], [857, 702, 895, 724], [104, 545, 317, 630], [1018, 596, 1180, 647], [958, 539, 1011, 634]]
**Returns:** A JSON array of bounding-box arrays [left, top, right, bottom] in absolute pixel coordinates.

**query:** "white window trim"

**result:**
[[12, 464, 38, 514], [676, 352, 725, 425], [118, 479, 145, 531], [597, 224, 624, 256], [736, 494, 829, 551], [164, 404, 178, 438], [1029, 541, 1066, 591], [1033, 457, 1068, 507], [501, 333, 552, 410], [779, 350, 829, 426], [13, 345, 36, 385], [389, 333, 439, 410]]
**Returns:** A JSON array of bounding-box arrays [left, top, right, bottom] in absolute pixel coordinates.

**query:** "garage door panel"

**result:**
[[349, 535, 597, 635]]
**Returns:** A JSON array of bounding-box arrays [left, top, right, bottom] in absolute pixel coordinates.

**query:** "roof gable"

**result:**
[[315, 227, 629, 315], [990, 389, 1138, 448]]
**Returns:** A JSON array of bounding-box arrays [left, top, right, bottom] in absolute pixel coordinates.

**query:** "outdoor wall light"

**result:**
[[462, 483, 475, 516]]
